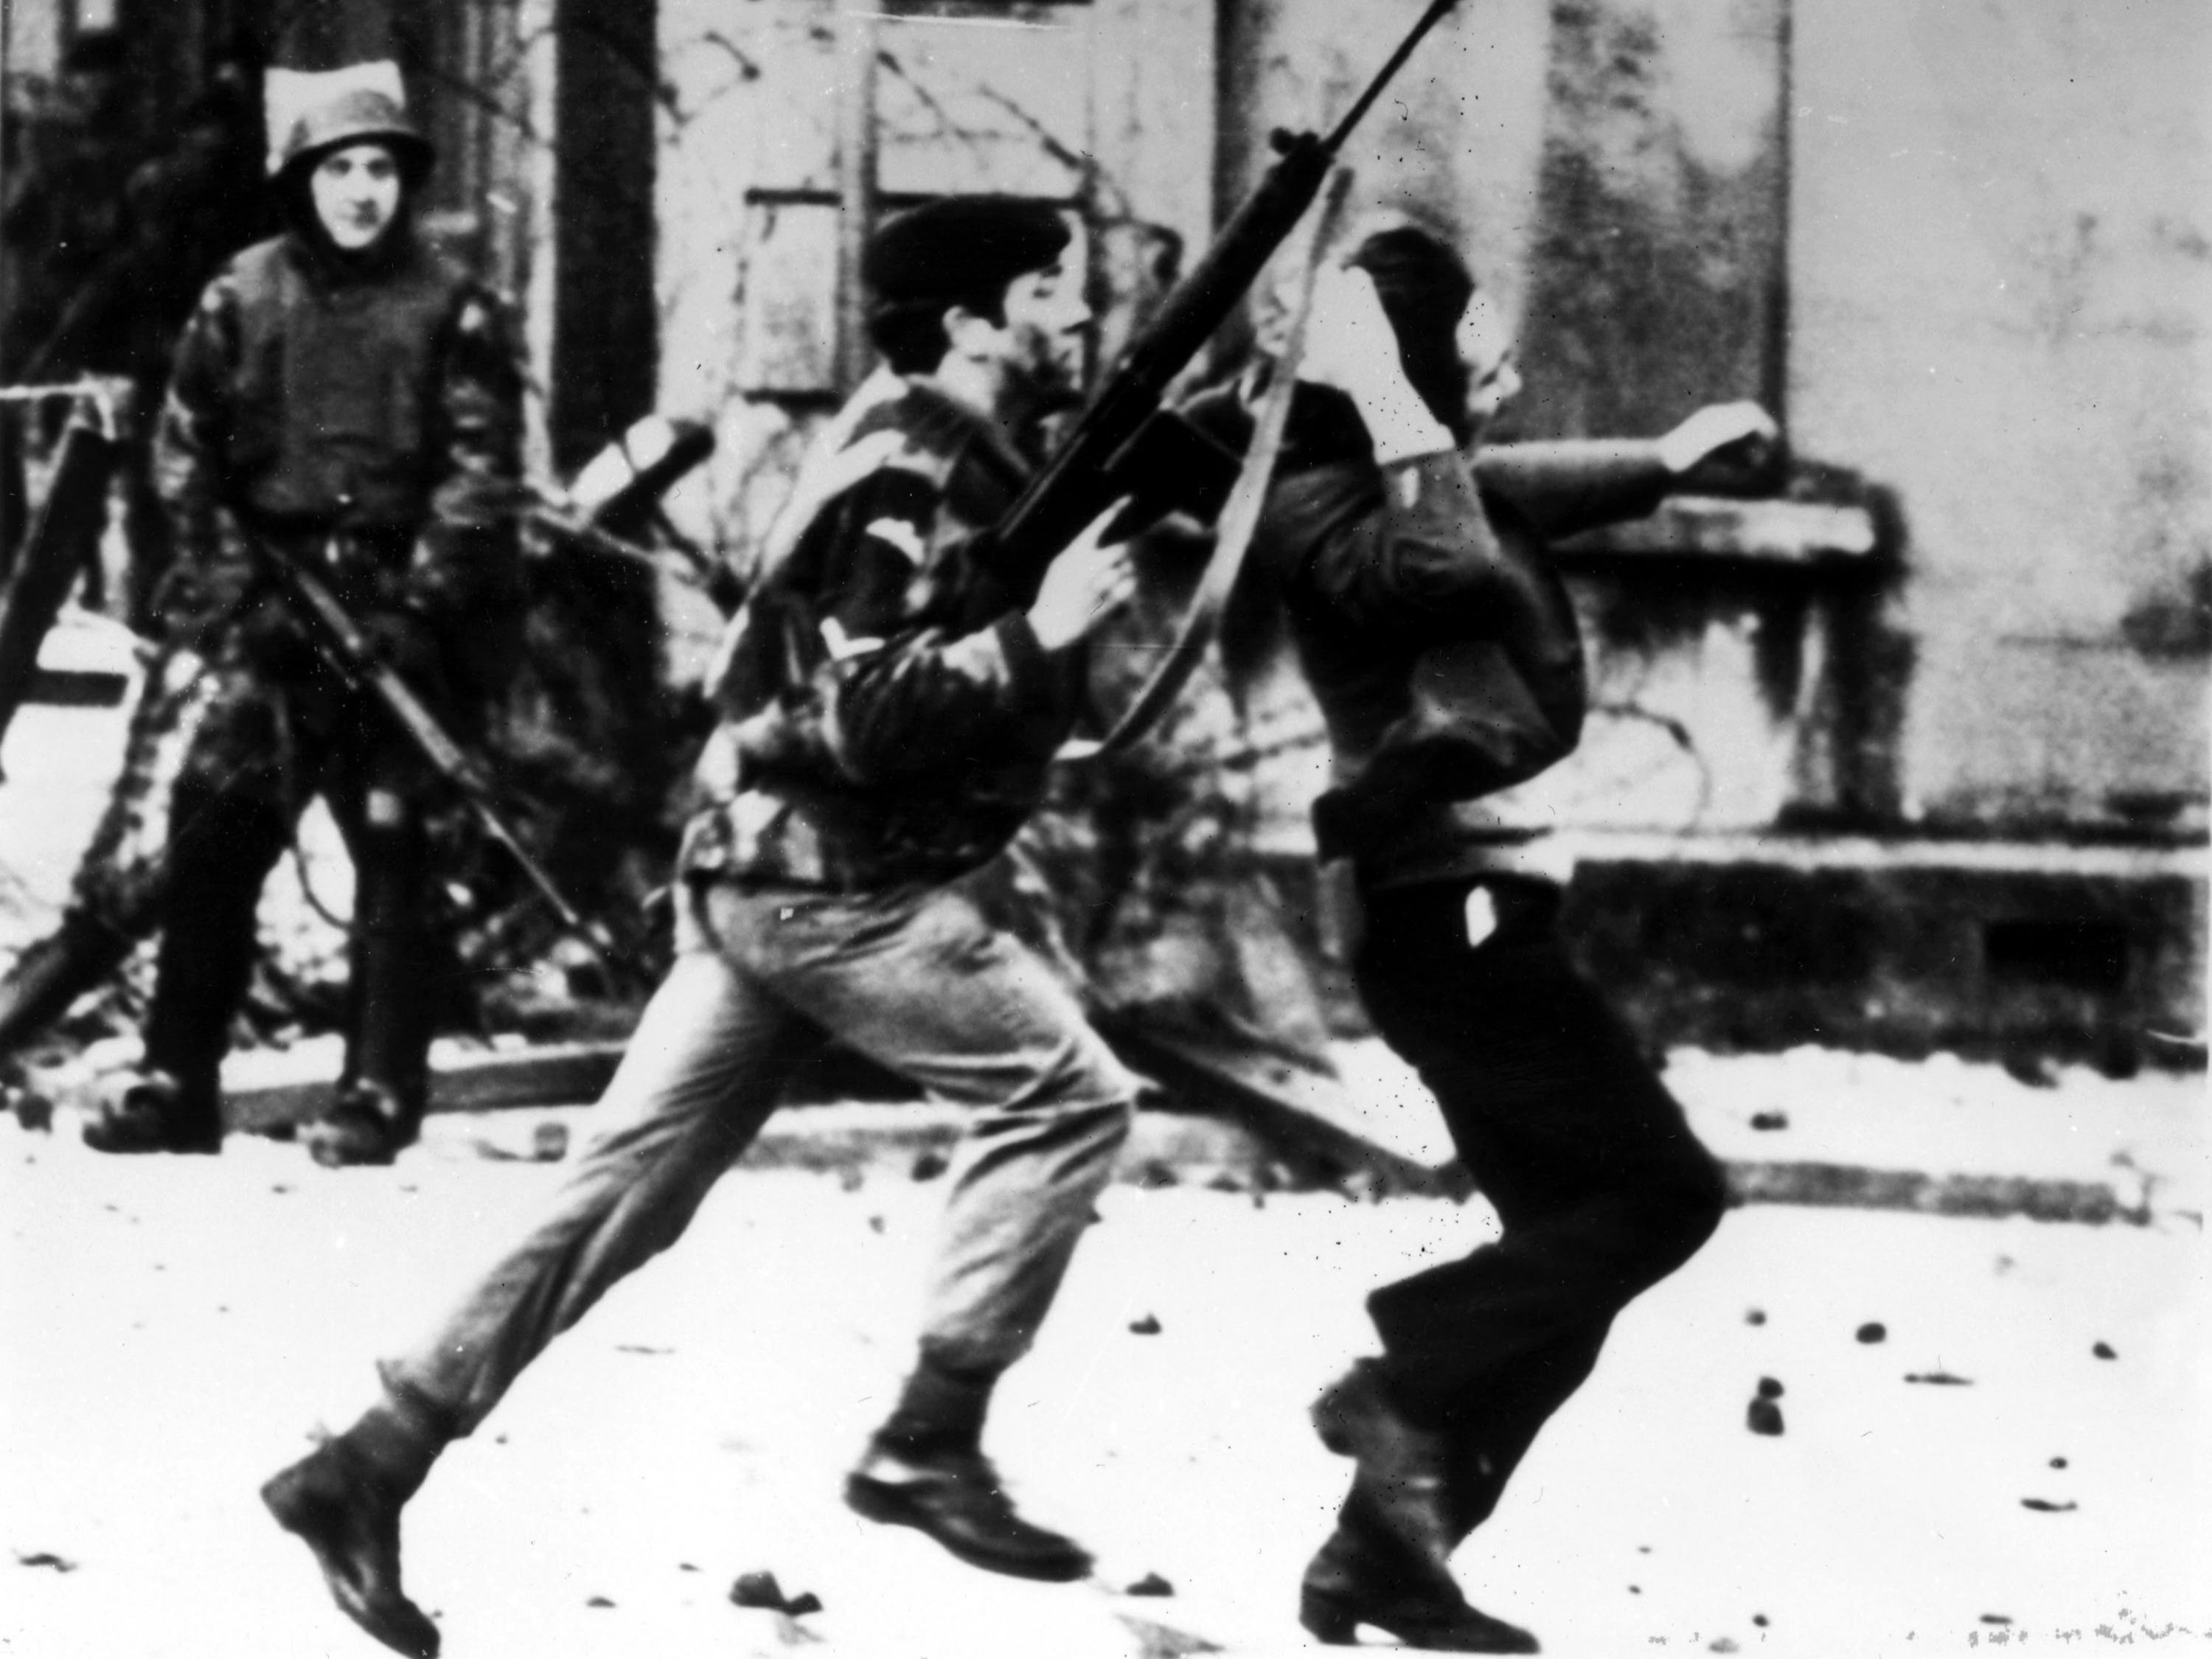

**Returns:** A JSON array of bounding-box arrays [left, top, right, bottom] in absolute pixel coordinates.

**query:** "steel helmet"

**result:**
[[267, 65, 433, 186]]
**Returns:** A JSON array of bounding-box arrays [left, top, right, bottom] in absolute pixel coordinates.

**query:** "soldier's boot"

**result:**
[[305, 1079, 424, 1169], [0, 910, 133, 1065], [307, 807, 436, 1169], [80, 1067, 224, 1155], [263, 1391, 451, 1659], [845, 1350, 1093, 1582]]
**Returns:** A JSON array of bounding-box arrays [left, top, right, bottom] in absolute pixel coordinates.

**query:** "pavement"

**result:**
[[4, 1056, 2208, 1659], [6, 614, 2210, 1655]]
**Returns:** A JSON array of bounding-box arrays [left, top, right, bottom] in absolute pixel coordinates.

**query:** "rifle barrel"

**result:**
[[1324, 0, 1463, 150]]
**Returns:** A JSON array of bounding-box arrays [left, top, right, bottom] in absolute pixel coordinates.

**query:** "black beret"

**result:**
[[863, 196, 1072, 309], [1349, 223, 1476, 337]]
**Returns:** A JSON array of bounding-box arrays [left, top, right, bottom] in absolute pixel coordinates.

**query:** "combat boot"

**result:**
[[305, 1080, 423, 1169], [81, 1067, 223, 1155], [262, 1433, 439, 1658], [844, 1439, 1093, 1582]]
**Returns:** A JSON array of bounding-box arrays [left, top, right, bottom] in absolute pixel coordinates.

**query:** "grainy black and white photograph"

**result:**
[[1, 1, 2205, 1655]]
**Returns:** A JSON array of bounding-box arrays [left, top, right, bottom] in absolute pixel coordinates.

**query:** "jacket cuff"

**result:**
[[1347, 379, 1458, 467], [993, 611, 1051, 695]]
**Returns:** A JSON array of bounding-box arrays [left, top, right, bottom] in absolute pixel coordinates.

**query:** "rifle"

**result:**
[[984, 0, 1463, 588], [251, 532, 646, 987]]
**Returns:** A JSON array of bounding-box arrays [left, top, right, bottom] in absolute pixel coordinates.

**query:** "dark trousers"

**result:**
[[139, 653, 444, 1125], [1350, 874, 1728, 1541]]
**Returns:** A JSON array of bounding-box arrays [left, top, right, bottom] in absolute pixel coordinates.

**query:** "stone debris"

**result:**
[[15, 1550, 77, 1572], [1745, 1307, 1767, 1325], [1129, 1313, 1163, 1335], [1749, 1111, 1790, 1131], [2021, 1498, 2079, 1513], [8, 1087, 53, 1132], [586, 1595, 616, 1608], [729, 1570, 821, 1616], [1124, 1572, 1175, 1596], [1747, 1376, 1785, 1436], [1903, 1370, 1972, 1385], [909, 1149, 950, 1182], [2092, 1340, 2118, 1360], [1855, 1321, 1887, 1343]]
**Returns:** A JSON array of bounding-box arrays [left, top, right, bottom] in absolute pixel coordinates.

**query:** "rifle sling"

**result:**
[[1059, 168, 1353, 764]]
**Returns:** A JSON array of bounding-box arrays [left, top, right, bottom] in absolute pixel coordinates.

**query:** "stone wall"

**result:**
[[1790, 0, 2211, 838]]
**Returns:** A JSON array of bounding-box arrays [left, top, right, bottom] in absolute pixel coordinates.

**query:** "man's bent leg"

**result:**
[[737, 882, 1138, 1580], [265, 943, 815, 1653]]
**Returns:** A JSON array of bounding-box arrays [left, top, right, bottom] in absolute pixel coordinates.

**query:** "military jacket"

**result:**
[[150, 227, 521, 652], [680, 368, 1079, 891]]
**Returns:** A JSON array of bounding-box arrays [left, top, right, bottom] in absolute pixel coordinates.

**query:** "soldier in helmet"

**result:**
[[72, 65, 524, 1166]]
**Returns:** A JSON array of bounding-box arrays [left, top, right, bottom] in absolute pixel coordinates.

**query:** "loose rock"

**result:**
[[2093, 1341, 2117, 1360], [730, 1570, 820, 1615], [730, 1571, 788, 1610], [1125, 1572, 1175, 1597], [1856, 1322, 1887, 1343], [1129, 1314, 1163, 1335], [910, 1149, 949, 1182]]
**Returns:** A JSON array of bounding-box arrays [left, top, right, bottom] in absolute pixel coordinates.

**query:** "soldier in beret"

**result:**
[[264, 195, 1141, 1655]]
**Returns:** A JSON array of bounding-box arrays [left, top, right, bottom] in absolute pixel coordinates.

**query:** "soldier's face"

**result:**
[[311, 143, 403, 252], [1455, 291, 1522, 433], [995, 260, 1091, 402]]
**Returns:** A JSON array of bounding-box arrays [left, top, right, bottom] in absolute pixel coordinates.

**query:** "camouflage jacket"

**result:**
[[149, 227, 523, 664], [680, 368, 1082, 892]]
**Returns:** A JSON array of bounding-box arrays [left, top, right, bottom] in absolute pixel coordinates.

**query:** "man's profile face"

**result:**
[[310, 142, 403, 252], [992, 259, 1091, 403], [1455, 290, 1522, 434]]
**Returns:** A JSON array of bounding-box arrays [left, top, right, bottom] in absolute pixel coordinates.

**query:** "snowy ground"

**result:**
[[4, 1085, 2208, 1659]]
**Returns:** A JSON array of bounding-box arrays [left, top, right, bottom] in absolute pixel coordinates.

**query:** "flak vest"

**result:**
[[222, 234, 470, 534]]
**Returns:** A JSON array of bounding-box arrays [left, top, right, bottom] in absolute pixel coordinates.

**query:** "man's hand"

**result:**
[[1298, 262, 1404, 400], [1297, 262, 1456, 465], [1028, 499, 1136, 652], [1657, 400, 1781, 485]]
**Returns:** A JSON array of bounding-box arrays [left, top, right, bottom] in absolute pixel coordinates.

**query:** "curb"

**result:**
[[34, 1037, 2170, 1228]]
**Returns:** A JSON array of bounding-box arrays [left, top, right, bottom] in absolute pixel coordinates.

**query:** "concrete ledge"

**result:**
[[1722, 1160, 2151, 1227], [189, 1034, 2193, 1228]]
